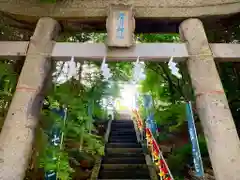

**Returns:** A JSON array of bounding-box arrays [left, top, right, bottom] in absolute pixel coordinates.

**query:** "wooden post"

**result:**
[[0, 17, 60, 180], [179, 18, 240, 180]]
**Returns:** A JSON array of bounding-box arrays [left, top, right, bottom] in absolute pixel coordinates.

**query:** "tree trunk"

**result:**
[[0, 17, 60, 180], [179, 18, 240, 180]]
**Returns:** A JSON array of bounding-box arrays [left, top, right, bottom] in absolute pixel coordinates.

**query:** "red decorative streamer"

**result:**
[[132, 110, 173, 180]]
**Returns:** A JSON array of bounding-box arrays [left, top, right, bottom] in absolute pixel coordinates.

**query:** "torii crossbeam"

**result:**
[[0, 41, 240, 62]]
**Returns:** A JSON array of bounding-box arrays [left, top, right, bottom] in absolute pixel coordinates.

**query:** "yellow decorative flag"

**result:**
[[153, 151, 159, 160], [155, 160, 160, 166], [159, 171, 165, 177], [154, 155, 159, 161]]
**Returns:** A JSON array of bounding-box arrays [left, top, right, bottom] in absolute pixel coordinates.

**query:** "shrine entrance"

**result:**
[[0, 4, 240, 180]]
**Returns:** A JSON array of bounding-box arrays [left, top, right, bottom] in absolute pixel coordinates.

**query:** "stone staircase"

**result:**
[[98, 119, 151, 180]]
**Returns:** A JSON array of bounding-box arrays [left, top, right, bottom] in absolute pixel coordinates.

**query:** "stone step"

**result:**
[[109, 134, 136, 138], [106, 147, 143, 154], [108, 135, 137, 140], [110, 128, 135, 131], [111, 124, 134, 128], [108, 139, 137, 143], [106, 143, 141, 149], [111, 121, 134, 125], [111, 125, 134, 128], [111, 123, 134, 129], [110, 131, 136, 135], [108, 136, 136, 140], [102, 156, 146, 164], [110, 134, 136, 138], [98, 119, 150, 179], [101, 164, 148, 170], [111, 122, 133, 125], [105, 152, 145, 158], [108, 139, 138, 144], [109, 133, 136, 136], [99, 164, 149, 179], [110, 130, 135, 133], [111, 127, 134, 130], [98, 169, 150, 179], [111, 124, 134, 127], [111, 127, 134, 129]]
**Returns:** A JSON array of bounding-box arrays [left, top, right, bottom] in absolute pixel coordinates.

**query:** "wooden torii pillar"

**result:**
[[0, 17, 60, 180], [179, 18, 240, 180]]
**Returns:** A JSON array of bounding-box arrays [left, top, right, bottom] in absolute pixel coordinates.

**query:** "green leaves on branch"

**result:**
[[153, 103, 186, 132], [138, 34, 180, 43], [0, 60, 18, 118], [138, 33, 194, 133], [39, 145, 74, 180]]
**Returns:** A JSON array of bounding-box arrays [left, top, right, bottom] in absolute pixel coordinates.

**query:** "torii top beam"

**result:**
[[0, 0, 239, 33]]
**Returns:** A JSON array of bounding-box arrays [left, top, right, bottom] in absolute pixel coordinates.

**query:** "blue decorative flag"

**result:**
[[143, 94, 152, 109], [45, 171, 57, 180], [45, 107, 66, 180], [143, 95, 157, 134], [147, 113, 157, 134], [186, 102, 204, 177]]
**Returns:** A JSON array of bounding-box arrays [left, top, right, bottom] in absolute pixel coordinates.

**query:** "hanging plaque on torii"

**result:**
[[106, 4, 135, 47]]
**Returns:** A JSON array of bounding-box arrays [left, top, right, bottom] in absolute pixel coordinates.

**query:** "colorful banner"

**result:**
[[132, 109, 143, 131], [143, 95, 157, 134], [143, 94, 152, 109], [146, 127, 174, 180], [186, 102, 204, 177], [45, 107, 67, 180], [133, 94, 173, 179]]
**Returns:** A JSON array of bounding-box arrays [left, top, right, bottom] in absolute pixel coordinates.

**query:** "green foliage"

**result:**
[[167, 143, 192, 173], [38, 75, 109, 178], [39, 145, 74, 179], [154, 103, 186, 132], [108, 62, 133, 82], [36, 33, 127, 177], [156, 133, 168, 142], [138, 34, 180, 43], [167, 135, 208, 175], [0, 60, 19, 128], [138, 34, 193, 130], [0, 61, 17, 95], [198, 135, 209, 158]]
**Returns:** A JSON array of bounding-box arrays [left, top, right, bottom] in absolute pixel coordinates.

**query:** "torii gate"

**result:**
[[0, 4, 240, 180]]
